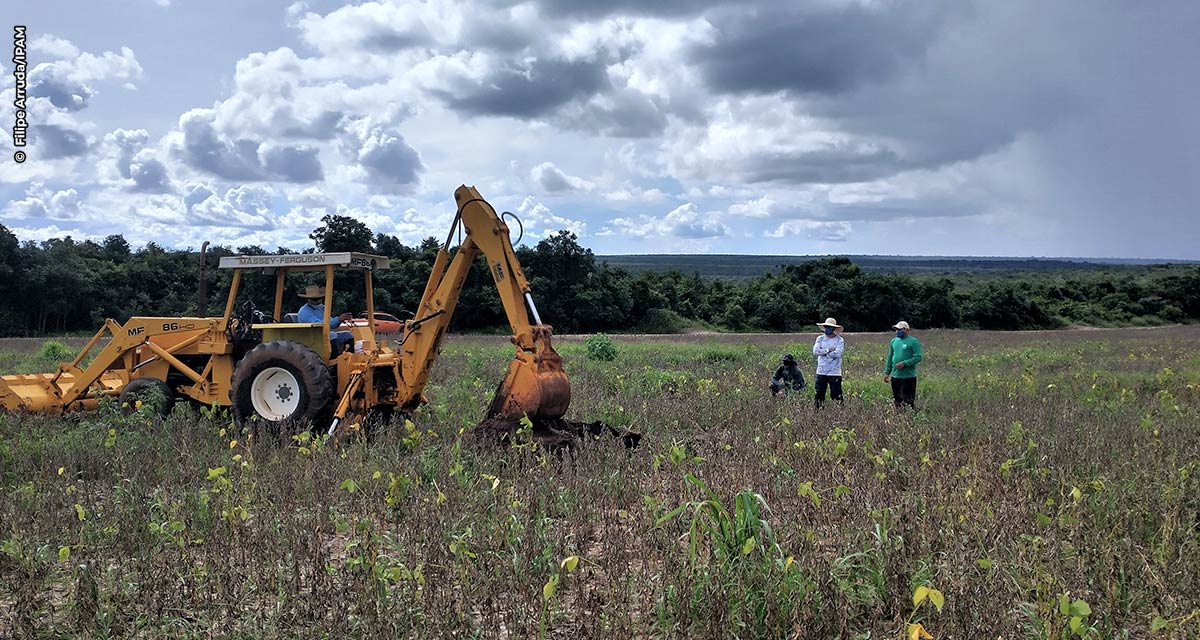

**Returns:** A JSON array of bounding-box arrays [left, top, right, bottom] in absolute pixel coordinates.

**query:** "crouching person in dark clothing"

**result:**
[[770, 354, 806, 396]]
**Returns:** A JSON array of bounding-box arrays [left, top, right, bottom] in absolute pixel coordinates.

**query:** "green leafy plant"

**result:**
[[585, 333, 619, 361], [656, 473, 779, 566], [37, 340, 74, 362]]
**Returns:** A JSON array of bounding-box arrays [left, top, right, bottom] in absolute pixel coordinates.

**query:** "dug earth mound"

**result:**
[[473, 416, 642, 451]]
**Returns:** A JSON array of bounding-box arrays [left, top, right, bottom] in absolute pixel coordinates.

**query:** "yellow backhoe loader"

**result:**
[[0, 186, 574, 441]]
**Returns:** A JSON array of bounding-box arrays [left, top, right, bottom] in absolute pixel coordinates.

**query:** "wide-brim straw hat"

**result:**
[[816, 317, 843, 334], [298, 284, 326, 300]]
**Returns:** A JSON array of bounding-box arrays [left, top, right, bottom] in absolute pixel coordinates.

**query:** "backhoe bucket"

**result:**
[[487, 326, 571, 420]]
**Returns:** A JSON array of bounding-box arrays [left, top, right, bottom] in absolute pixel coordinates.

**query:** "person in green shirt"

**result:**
[[883, 320, 922, 410]]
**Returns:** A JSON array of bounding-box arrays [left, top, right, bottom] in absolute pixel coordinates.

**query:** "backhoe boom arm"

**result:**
[[397, 186, 570, 420]]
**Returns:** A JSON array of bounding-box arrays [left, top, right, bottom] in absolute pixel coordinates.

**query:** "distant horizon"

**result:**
[[595, 252, 1199, 263], [5, 223, 1197, 264]]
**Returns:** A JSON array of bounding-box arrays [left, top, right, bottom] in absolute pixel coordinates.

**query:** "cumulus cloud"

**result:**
[[26, 42, 142, 111], [531, 162, 595, 193], [107, 128, 151, 175], [663, 96, 911, 187], [727, 195, 774, 218], [599, 202, 729, 239], [339, 118, 423, 189], [4, 184, 86, 221], [557, 88, 669, 138], [29, 35, 81, 59], [260, 143, 324, 183], [128, 153, 172, 193], [28, 66, 94, 111], [218, 48, 352, 140], [296, 1, 438, 53], [175, 109, 324, 183], [31, 124, 91, 158], [500, 0, 725, 19], [183, 183, 277, 229], [176, 110, 265, 180], [104, 129, 172, 193], [428, 55, 611, 118], [602, 182, 667, 203], [515, 196, 587, 239], [765, 220, 852, 242]]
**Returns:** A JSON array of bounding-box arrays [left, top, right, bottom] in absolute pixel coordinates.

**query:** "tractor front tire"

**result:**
[[231, 340, 334, 436], [119, 377, 175, 416]]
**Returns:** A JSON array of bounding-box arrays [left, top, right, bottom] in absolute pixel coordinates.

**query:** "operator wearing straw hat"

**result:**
[[812, 317, 845, 408], [297, 284, 355, 354]]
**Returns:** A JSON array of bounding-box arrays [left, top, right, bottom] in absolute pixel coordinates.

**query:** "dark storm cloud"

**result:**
[[742, 145, 904, 185], [692, 2, 942, 96], [824, 201, 979, 222], [435, 58, 610, 118], [29, 64, 94, 111], [31, 124, 91, 158]]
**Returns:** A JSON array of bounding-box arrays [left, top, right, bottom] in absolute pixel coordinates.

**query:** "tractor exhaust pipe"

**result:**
[[198, 241, 209, 317]]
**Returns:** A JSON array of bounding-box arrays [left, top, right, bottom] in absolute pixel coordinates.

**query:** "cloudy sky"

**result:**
[[1, 0, 1196, 258]]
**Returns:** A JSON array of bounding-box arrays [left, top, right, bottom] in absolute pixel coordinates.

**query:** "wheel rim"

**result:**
[[250, 367, 301, 421]]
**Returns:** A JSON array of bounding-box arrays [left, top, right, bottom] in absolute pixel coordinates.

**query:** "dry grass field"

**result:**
[[2, 327, 1199, 638]]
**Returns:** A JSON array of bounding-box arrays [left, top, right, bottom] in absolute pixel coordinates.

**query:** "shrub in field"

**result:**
[[697, 342, 741, 363], [38, 340, 74, 362], [585, 333, 618, 362], [637, 308, 688, 334]]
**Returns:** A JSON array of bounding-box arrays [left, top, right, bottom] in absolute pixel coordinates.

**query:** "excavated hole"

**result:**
[[472, 416, 641, 452]]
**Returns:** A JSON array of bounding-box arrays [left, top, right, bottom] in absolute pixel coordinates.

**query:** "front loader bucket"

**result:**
[[0, 371, 125, 413], [487, 326, 571, 421]]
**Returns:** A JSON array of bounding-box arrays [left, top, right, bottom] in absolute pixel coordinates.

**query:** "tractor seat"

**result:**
[[283, 313, 299, 323]]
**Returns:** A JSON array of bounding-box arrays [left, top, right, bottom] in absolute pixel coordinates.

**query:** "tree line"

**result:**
[[1, 218, 1197, 337]]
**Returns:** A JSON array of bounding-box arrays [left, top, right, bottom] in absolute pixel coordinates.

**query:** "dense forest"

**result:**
[[595, 254, 1176, 278], [1, 218, 1197, 337]]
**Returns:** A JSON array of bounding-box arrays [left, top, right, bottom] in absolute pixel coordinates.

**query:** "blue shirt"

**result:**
[[813, 334, 844, 376], [297, 302, 341, 330]]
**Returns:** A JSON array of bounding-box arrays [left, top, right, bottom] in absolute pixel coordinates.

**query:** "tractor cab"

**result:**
[[217, 252, 391, 362], [216, 251, 404, 434]]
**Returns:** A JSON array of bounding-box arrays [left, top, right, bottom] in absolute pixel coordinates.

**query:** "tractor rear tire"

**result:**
[[119, 378, 175, 416], [231, 340, 334, 436]]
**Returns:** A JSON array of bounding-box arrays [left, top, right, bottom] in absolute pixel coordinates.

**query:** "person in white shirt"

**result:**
[[812, 317, 845, 408]]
